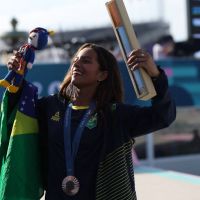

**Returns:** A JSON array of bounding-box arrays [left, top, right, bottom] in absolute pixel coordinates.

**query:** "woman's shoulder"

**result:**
[[37, 93, 67, 107]]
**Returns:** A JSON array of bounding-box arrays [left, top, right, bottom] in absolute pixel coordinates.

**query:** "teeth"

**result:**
[[73, 70, 82, 75]]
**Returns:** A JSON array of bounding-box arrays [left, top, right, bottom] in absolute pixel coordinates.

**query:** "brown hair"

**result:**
[[60, 43, 124, 112]]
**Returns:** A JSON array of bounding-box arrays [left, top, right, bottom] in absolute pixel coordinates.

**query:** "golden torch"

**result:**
[[105, 0, 156, 100]]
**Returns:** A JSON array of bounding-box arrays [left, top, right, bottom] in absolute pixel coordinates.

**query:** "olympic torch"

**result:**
[[105, 0, 156, 100]]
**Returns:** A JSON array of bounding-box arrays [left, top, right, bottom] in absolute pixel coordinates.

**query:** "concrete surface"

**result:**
[[135, 166, 200, 200]]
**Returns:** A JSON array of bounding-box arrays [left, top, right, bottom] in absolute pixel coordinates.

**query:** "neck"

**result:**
[[72, 85, 97, 106]]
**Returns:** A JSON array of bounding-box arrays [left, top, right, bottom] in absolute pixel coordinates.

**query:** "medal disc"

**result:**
[[62, 176, 80, 196]]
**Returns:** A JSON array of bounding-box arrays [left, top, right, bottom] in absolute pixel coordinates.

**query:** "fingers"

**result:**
[[7, 51, 21, 70], [14, 50, 22, 57], [128, 49, 146, 57], [127, 49, 160, 77], [127, 49, 148, 71]]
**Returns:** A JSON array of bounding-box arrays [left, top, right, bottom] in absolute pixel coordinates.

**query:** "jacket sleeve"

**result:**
[[118, 68, 176, 138]]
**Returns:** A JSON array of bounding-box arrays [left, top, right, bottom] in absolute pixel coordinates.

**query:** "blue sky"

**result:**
[[0, 0, 187, 41]]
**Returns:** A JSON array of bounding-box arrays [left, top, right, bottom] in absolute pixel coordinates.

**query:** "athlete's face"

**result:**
[[71, 48, 107, 88]]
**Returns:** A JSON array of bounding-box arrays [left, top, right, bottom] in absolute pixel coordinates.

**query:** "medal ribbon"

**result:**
[[64, 103, 94, 176]]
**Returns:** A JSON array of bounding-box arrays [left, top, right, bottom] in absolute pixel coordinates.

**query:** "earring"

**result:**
[[65, 83, 80, 100]]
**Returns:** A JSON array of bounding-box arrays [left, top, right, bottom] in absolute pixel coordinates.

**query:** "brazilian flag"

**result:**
[[0, 82, 44, 200]]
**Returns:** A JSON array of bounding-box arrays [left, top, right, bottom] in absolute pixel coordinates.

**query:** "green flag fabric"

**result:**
[[0, 82, 44, 200]]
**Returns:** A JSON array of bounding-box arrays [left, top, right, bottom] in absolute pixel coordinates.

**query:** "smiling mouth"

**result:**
[[72, 68, 83, 76], [73, 71, 82, 76]]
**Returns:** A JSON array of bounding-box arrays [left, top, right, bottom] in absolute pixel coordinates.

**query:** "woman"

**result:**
[[7, 43, 176, 200]]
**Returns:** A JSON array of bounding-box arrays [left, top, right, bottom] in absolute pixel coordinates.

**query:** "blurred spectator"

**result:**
[[193, 51, 200, 58], [152, 35, 175, 60], [109, 44, 123, 61], [174, 38, 200, 57], [192, 129, 200, 145]]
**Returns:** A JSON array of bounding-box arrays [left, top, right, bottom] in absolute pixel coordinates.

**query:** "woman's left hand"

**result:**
[[127, 49, 160, 77]]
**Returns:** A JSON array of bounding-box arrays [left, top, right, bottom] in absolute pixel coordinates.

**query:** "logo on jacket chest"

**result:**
[[51, 111, 60, 122], [50, 111, 97, 129], [86, 113, 97, 129]]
